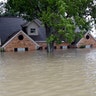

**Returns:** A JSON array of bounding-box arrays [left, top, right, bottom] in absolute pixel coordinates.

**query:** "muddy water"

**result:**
[[0, 49, 96, 96]]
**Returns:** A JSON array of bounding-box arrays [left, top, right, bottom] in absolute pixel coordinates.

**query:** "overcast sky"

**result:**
[[0, 0, 7, 3]]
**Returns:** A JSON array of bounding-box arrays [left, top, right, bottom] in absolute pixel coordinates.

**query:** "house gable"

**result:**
[[26, 22, 39, 35], [2, 30, 40, 52], [0, 17, 26, 45], [22, 19, 42, 36], [77, 32, 96, 48], [21, 19, 46, 42]]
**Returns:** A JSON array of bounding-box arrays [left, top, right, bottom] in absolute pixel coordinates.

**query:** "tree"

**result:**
[[5, 0, 96, 52], [0, 2, 5, 15]]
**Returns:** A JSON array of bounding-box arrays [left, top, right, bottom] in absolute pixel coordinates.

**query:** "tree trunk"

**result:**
[[45, 24, 54, 53], [47, 42, 54, 53]]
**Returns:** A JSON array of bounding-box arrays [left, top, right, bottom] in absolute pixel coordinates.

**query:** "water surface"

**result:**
[[0, 49, 96, 96]]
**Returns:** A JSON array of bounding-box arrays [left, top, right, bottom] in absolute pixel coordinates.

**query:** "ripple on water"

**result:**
[[0, 49, 96, 96]]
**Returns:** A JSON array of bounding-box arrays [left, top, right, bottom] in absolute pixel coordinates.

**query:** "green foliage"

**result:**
[[0, 48, 5, 52], [79, 45, 86, 48], [47, 34, 56, 43], [5, 0, 96, 45]]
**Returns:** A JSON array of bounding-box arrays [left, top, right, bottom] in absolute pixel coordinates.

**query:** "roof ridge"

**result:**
[[0, 16, 23, 18]]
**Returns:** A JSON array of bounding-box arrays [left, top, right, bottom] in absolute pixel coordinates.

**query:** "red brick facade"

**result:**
[[3, 31, 39, 52], [2, 31, 70, 52], [37, 42, 69, 50], [77, 33, 96, 48]]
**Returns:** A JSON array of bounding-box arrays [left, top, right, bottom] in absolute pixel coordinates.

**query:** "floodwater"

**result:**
[[0, 49, 96, 96]]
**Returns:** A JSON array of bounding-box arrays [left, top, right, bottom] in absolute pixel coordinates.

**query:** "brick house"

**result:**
[[0, 17, 69, 52], [2, 30, 40, 52], [77, 32, 96, 48]]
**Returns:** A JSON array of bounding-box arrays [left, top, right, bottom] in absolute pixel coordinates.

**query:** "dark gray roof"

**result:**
[[22, 19, 42, 27], [22, 19, 46, 41], [30, 27, 46, 41], [0, 17, 26, 44]]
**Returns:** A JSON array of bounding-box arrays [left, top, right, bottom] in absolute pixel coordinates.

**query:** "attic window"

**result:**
[[30, 28, 36, 33], [86, 35, 90, 39], [18, 35, 24, 40]]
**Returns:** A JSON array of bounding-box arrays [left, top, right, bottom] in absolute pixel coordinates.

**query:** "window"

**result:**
[[60, 46, 63, 49], [30, 28, 36, 33], [86, 35, 90, 39], [25, 48, 28, 51], [62, 46, 67, 49], [18, 35, 24, 40], [45, 46, 48, 50], [54, 46, 57, 49], [14, 48, 17, 52], [60, 46, 67, 49], [37, 47, 43, 50]]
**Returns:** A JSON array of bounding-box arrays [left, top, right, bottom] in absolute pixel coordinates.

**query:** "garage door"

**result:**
[[14, 48, 28, 52], [86, 45, 91, 48], [18, 48, 25, 52]]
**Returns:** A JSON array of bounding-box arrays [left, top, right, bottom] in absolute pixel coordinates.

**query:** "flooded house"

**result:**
[[77, 32, 96, 48], [0, 17, 69, 52]]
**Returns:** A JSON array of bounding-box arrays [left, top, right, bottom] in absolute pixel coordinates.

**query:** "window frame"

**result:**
[[30, 28, 36, 34]]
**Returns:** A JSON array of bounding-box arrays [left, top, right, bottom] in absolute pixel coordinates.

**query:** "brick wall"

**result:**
[[77, 34, 96, 48], [37, 42, 69, 50], [3, 31, 70, 52], [4, 32, 37, 52]]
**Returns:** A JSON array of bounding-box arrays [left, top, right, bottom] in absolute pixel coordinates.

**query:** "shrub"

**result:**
[[0, 48, 5, 52], [79, 45, 85, 48]]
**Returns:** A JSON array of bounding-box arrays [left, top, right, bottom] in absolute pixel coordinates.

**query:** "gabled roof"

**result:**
[[29, 27, 46, 41], [21, 19, 46, 41], [2, 30, 40, 48], [22, 19, 42, 27], [84, 32, 96, 40], [0, 17, 26, 45], [76, 32, 96, 47]]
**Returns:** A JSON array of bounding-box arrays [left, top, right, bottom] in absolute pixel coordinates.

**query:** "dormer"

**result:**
[[22, 19, 41, 36]]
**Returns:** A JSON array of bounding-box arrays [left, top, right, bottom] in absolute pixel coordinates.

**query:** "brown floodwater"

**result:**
[[0, 49, 96, 96]]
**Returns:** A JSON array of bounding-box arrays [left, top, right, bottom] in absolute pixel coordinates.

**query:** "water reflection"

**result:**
[[85, 49, 96, 95], [0, 49, 96, 96]]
